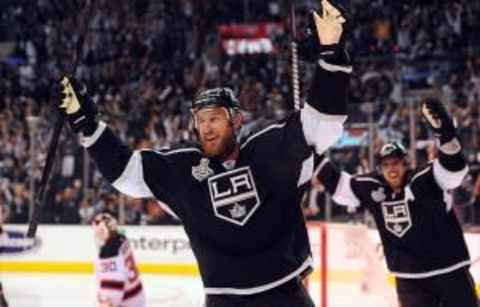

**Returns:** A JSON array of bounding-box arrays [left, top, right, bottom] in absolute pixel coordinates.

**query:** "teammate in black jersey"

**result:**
[[56, 1, 351, 306], [315, 97, 478, 307]]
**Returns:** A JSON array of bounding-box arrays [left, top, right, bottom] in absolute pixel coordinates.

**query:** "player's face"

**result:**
[[93, 218, 110, 246], [195, 107, 237, 158], [380, 156, 407, 191]]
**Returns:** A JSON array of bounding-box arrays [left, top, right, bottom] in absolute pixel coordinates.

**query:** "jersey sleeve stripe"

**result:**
[[297, 154, 314, 187], [123, 283, 143, 300], [438, 137, 461, 155], [112, 151, 154, 198], [300, 103, 346, 155], [333, 172, 360, 207], [432, 159, 468, 191], [157, 201, 180, 220], [318, 59, 353, 74], [100, 280, 125, 290], [80, 121, 107, 148]]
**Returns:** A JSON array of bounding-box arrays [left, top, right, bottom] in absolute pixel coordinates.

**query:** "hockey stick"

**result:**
[[289, 3, 301, 111], [27, 0, 95, 238]]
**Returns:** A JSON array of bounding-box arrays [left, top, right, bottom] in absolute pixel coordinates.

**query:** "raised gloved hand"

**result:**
[[421, 97, 456, 144], [298, 0, 349, 62], [313, 0, 346, 46], [58, 76, 98, 135]]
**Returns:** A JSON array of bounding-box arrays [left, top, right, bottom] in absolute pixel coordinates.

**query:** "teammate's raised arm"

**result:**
[[296, 1, 352, 155], [421, 97, 468, 190]]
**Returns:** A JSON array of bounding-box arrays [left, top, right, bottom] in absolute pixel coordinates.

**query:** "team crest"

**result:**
[[381, 200, 412, 238], [371, 187, 386, 202], [207, 166, 260, 226], [192, 158, 214, 182]]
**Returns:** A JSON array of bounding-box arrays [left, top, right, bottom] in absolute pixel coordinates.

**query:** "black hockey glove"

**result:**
[[57, 77, 98, 135], [297, 0, 350, 63], [421, 97, 456, 144]]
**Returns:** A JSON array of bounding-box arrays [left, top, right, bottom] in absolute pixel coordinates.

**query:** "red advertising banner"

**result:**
[[218, 23, 284, 56]]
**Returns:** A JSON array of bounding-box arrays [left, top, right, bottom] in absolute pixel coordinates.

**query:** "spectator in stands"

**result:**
[[8, 183, 29, 224]]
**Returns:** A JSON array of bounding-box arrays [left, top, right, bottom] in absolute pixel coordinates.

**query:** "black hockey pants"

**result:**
[[396, 267, 479, 307]]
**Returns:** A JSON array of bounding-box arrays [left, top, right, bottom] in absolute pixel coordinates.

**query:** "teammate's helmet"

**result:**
[[192, 87, 240, 112], [93, 212, 118, 246], [378, 142, 407, 162]]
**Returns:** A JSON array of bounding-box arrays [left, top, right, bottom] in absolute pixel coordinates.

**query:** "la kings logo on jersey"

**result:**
[[381, 199, 412, 238], [207, 166, 260, 226]]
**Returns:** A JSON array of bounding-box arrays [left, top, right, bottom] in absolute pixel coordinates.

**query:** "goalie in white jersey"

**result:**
[[93, 213, 146, 307]]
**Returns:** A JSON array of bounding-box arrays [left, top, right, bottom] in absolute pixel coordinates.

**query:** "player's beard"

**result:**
[[385, 175, 403, 190], [200, 128, 237, 159]]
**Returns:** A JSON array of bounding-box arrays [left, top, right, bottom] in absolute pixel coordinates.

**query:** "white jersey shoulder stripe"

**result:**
[[410, 166, 432, 184], [240, 123, 287, 150], [354, 177, 382, 185], [146, 147, 202, 156]]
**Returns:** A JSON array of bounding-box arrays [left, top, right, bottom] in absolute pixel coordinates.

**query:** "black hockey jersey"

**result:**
[[316, 139, 470, 278], [81, 60, 351, 295]]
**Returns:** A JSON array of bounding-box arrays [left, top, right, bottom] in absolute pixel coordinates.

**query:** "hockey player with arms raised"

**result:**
[[57, 1, 351, 306], [315, 98, 478, 307], [93, 213, 145, 307]]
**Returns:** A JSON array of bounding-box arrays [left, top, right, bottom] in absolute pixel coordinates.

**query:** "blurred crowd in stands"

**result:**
[[1, 0, 480, 226]]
